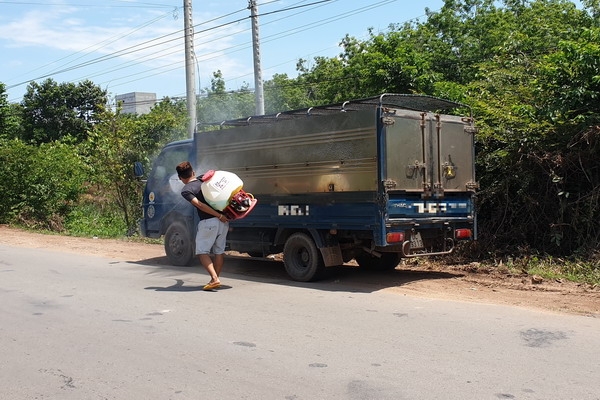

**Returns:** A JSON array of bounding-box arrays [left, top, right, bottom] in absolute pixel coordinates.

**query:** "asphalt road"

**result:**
[[1, 244, 599, 400]]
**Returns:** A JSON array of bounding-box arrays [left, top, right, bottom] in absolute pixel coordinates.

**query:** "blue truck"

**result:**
[[137, 94, 478, 281]]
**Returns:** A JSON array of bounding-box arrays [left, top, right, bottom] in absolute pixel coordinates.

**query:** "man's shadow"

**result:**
[[145, 279, 231, 292]]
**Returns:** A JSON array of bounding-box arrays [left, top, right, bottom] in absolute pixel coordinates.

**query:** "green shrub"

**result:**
[[65, 200, 127, 238], [0, 139, 87, 229]]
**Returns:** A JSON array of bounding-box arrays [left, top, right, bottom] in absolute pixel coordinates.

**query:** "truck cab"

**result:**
[[139, 140, 198, 264]]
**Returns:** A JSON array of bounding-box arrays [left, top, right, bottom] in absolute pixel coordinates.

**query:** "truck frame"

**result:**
[[137, 93, 478, 281]]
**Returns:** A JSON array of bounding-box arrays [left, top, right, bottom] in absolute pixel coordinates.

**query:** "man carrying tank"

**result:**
[[176, 161, 229, 291]]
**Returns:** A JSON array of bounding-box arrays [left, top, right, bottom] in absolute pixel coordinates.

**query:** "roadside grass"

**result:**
[[462, 253, 600, 287], [9, 202, 161, 244], [63, 202, 163, 244], [514, 256, 600, 286], [428, 244, 600, 287], [57, 192, 166, 244], [65, 202, 127, 238]]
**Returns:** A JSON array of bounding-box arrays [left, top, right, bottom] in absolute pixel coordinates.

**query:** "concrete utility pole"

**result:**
[[249, 0, 265, 115], [184, 0, 197, 137]]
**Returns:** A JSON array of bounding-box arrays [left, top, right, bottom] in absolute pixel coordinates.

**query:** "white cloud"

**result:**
[[0, 2, 261, 98]]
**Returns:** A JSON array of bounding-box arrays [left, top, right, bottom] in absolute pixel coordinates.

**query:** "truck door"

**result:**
[[142, 142, 193, 237], [381, 108, 476, 197]]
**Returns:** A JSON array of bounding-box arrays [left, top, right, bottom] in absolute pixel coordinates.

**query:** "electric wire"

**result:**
[[4, 0, 433, 102], [0, 1, 175, 8], [7, 8, 180, 84], [5, 0, 337, 92], [5, 5, 251, 90]]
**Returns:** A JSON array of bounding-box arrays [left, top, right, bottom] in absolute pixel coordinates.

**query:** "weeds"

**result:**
[[498, 255, 600, 286], [65, 201, 127, 238]]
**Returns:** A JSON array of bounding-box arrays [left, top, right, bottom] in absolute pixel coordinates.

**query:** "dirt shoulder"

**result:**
[[1, 225, 598, 317]]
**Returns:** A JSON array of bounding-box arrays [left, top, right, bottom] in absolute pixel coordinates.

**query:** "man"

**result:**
[[176, 161, 229, 291]]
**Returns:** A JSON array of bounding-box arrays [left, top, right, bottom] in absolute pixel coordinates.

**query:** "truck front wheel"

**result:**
[[283, 233, 325, 282], [164, 222, 194, 266]]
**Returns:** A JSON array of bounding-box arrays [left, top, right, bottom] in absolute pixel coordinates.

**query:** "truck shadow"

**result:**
[[134, 254, 462, 294]]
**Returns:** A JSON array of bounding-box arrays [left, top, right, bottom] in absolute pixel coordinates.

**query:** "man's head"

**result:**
[[176, 161, 194, 180]]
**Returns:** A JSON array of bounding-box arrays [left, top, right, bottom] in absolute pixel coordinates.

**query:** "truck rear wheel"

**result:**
[[283, 233, 325, 282], [164, 222, 194, 266], [355, 252, 400, 271]]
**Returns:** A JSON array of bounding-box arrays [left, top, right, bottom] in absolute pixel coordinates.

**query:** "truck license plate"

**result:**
[[410, 232, 424, 249]]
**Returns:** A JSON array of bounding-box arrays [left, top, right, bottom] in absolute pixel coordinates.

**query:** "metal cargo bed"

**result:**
[[194, 94, 476, 199]]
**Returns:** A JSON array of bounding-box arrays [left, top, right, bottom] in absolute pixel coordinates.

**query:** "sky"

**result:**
[[1, 0, 456, 103]]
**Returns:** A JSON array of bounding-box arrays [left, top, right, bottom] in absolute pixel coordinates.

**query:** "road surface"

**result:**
[[1, 244, 599, 399]]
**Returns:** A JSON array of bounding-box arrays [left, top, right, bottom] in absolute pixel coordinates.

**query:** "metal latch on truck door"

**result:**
[[406, 161, 425, 178], [381, 116, 395, 125], [442, 162, 456, 179], [383, 179, 397, 190], [461, 118, 478, 135]]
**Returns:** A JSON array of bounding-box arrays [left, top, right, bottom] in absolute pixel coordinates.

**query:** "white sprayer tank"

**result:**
[[200, 170, 243, 211]]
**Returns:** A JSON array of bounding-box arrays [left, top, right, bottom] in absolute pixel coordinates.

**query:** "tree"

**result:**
[[20, 79, 108, 144], [84, 97, 188, 234], [0, 83, 21, 140], [0, 138, 87, 229], [277, 0, 599, 258], [532, 27, 600, 252], [461, 0, 598, 255], [538, 27, 600, 127], [581, 0, 600, 19], [291, 0, 504, 104], [263, 73, 313, 112], [197, 70, 254, 124]]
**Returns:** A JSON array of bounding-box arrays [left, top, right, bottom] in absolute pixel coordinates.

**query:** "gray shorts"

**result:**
[[195, 217, 228, 255]]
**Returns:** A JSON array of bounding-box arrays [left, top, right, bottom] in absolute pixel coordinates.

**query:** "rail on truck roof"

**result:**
[[199, 93, 471, 129]]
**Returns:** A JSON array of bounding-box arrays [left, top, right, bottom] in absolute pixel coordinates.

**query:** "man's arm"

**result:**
[[189, 197, 228, 220]]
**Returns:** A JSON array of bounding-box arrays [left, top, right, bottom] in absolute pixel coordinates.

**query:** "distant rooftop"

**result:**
[[116, 92, 157, 115]]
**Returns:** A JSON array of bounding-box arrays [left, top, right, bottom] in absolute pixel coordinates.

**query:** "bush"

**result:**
[[0, 139, 88, 229], [65, 200, 127, 238]]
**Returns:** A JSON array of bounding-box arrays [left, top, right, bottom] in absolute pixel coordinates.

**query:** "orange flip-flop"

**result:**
[[203, 282, 221, 291]]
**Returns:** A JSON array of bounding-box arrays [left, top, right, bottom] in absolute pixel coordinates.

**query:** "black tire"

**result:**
[[355, 252, 400, 271], [164, 222, 194, 266], [283, 233, 325, 282]]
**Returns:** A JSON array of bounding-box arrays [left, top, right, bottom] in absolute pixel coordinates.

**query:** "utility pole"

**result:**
[[249, 0, 265, 115], [184, 0, 197, 137]]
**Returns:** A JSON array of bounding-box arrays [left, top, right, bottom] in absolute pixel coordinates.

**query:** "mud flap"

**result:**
[[319, 245, 344, 267]]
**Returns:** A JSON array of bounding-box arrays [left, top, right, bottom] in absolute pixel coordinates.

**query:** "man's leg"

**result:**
[[199, 254, 220, 285], [213, 253, 224, 277], [195, 219, 221, 288], [212, 221, 228, 279]]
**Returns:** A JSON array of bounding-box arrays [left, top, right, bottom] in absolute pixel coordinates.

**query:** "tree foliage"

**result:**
[[20, 79, 108, 144], [83, 97, 188, 234], [263, 73, 314, 112], [0, 83, 21, 140], [196, 70, 255, 124], [197, 71, 316, 122], [278, 0, 599, 257], [0, 139, 88, 229]]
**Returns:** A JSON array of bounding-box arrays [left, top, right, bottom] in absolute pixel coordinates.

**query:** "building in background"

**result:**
[[116, 92, 157, 115]]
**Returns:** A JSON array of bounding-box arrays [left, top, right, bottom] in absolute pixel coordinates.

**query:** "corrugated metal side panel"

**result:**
[[195, 109, 379, 195]]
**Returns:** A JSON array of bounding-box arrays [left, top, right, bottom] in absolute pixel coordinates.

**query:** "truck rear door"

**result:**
[[379, 106, 477, 254], [381, 108, 476, 197]]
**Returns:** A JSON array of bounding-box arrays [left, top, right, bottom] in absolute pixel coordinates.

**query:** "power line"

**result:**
[[4, 5, 254, 90], [5, 0, 436, 102], [5, 1, 334, 91], [0, 1, 175, 8], [7, 8, 179, 84]]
